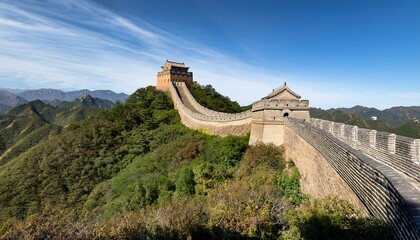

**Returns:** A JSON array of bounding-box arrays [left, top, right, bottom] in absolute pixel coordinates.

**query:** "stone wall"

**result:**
[[169, 82, 251, 135], [311, 118, 420, 181], [287, 118, 420, 240], [177, 82, 252, 117], [284, 125, 367, 213], [156, 69, 193, 91]]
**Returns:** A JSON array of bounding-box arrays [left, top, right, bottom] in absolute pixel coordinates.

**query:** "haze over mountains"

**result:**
[[16, 89, 129, 103], [0, 88, 129, 114], [0, 90, 28, 114]]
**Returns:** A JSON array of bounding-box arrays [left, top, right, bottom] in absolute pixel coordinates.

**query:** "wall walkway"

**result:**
[[287, 118, 420, 239], [167, 81, 420, 238], [169, 82, 251, 135]]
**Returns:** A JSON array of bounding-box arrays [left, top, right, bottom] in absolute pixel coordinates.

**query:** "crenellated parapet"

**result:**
[[159, 61, 420, 238], [175, 82, 252, 118], [287, 118, 420, 239], [310, 118, 420, 181], [157, 60, 193, 91], [169, 82, 252, 135], [160, 61, 309, 143], [252, 99, 309, 111], [249, 83, 310, 146]]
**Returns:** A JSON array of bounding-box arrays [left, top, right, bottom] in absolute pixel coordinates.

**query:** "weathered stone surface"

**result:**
[[289, 118, 420, 240], [170, 82, 251, 136], [249, 83, 310, 146], [284, 125, 368, 213], [156, 62, 420, 239]]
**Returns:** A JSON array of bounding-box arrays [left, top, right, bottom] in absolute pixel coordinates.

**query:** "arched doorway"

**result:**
[[283, 112, 289, 118]]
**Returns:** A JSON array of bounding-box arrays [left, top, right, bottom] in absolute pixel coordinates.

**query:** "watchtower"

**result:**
[[156, 60, 193, 91], [249, 83, 310, 145]]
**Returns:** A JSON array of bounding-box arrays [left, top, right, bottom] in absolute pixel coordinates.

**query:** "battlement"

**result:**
[[174, 82, 251, 118], [310, 118, 420, 180], [169, 82, 251, 135], [252, 99, 309, 111], [249, 83, 310, 145], [287, 118, 420, 239], [159, 59, 420, 237]]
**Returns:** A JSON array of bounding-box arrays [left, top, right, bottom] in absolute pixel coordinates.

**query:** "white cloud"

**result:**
[[0, 0, 290, 104], [0, 0, 417, 109], [0, 1, 346, 107]]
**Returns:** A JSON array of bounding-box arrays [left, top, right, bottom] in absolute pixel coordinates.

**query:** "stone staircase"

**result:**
[[174, 84, 201, 114]]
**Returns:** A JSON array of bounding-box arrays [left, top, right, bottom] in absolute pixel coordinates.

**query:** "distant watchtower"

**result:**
[[249, 83, 310, 145], [156, 60, 193, 91]]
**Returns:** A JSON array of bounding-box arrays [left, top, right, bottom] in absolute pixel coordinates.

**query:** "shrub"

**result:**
[[276, 161, 308, 205], [284, 196, 394, 240], [176, 167, 196, 197]]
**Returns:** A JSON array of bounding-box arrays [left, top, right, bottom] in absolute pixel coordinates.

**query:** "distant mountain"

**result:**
[[7, 95, 114, 126], [380, 106, 420, 127], [48, 94, 114, 109], [310, 108, 392, 131], [0, 90, 28, 114], [71, 94, 114, 109], [0, 95, 114, 164], [329, 105, 420, 127], [16, 89, 128, 103]]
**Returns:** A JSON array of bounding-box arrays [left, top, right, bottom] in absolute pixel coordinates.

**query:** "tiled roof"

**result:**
[[263, 82, 301, 99], [164, 60, 189, 68]]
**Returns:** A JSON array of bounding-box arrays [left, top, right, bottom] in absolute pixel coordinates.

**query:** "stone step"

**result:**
[[174, 85, 201, 114]]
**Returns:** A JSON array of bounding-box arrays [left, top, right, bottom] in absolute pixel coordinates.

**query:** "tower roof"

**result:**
[[263, 82, 301, 100], [161, 60, 189, 70]]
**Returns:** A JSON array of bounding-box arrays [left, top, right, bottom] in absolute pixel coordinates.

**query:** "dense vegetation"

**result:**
[[188, 82, 251, 113], [310, 108, 420, 138], [0, 86, 392, 239], [0, 96, 114, 166]]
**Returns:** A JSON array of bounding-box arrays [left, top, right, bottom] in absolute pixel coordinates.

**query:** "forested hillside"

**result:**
[[334, 105, 420, 127], [0, 95, 114, 166], [0, 86, 392, 239]]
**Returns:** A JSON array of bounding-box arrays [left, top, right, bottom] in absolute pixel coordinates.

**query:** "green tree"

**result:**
[[176, 167, 196, 196]]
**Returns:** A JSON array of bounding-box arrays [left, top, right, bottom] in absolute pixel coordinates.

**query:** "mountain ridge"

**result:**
[[0, 88, 127, 114], [0, 95, 114, 165], [16, 88, 129, 103], [327, 105, 420, 127]]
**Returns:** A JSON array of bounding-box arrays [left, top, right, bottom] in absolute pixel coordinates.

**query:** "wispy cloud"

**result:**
[[1, 0, 417, 109], [0, 0, 286, 102]]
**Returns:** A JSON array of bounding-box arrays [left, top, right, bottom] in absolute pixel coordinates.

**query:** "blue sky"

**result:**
[[0, 0, 419, 109]]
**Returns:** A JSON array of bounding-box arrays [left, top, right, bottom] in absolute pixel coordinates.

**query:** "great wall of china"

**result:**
[[157, 61, 420, 239]]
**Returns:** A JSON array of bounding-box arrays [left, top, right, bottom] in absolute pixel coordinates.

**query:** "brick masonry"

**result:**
[[162, 68, 420, 238], [284, 125, 368, 213], [169, 82, 252, 135], [288, 118, 420, 240]]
